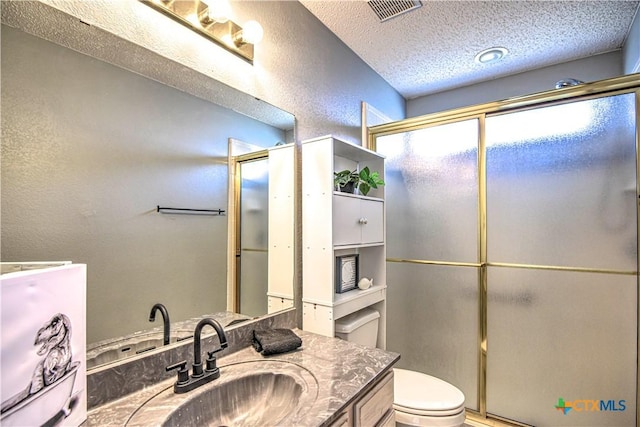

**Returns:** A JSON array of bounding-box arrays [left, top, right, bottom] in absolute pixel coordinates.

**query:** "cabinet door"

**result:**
[[360, 199, 384, 244], [333, 195, 363, 246], [377, 410, 395, 427], [354, 370, 394, 427], [334, 196, 384, 246]]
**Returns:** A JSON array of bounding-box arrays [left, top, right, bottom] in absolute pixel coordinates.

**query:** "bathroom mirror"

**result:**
[[0, 2, 295, 369]]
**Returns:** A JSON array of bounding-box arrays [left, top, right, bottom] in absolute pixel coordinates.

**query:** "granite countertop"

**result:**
[[87, 329, 400, 426]]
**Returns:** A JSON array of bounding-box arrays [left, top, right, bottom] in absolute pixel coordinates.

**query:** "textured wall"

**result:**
[[407, 51, 624, 117], [1, 25, 287, 343], [1, 0, 407, 337], [14, 0, 406, 144]]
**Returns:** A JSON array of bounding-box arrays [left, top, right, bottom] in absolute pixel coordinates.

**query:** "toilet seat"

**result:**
[[393, 368, 465, 417]]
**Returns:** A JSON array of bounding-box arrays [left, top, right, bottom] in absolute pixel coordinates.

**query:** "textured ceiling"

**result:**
[[300, 1, 640, 99]]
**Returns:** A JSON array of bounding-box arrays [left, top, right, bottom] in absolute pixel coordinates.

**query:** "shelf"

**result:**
[[302, 135, 384, 161], [301, 284, 386, 321], [334, 283, 385, 305], [333, 138, 385, 162], [333, 284, 386, 320], [333, 191, 384, 202], [334, 242, 384, 250]]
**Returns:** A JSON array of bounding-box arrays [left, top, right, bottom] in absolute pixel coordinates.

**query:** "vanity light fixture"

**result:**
[[234, 20, 264, 46], [142, 0, 263, 64], [474, 47, 508, 64]]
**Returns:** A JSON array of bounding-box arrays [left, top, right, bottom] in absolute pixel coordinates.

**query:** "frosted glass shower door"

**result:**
[[239, 158, 269, 317], [485, 94, 637, 426], [376, 119, 480, 410]]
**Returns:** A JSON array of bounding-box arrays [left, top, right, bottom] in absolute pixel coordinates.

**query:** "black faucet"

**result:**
[[166, 318, 228, 394], [149, 303, 170, 346]]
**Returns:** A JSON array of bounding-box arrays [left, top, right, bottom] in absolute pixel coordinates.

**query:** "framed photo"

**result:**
[[335, 254, 359, 294]]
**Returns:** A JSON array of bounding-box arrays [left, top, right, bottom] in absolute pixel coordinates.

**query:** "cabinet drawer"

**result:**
[[354, 370, 394, 427], [377, 409, 395, 427]]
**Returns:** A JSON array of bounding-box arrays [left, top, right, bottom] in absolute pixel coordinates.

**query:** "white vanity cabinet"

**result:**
[[302, 136, 387, 348]]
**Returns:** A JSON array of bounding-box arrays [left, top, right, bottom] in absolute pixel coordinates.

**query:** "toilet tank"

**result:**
[[335, 307, 380, 348]]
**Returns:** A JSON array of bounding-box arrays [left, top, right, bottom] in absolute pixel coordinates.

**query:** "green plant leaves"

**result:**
[[334, 166, 384, 196], [334, 169, 359, 189], [359, 182, 371, 196]]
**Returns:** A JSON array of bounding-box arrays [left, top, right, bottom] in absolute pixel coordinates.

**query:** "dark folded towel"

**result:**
[[252, 329, 302, 355]]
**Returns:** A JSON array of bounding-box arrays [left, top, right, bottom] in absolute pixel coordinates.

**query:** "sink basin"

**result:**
[[87, 332, 193, 368], [125, 360, 319, 427]]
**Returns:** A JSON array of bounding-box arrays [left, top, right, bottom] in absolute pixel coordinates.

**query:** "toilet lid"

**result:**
[[394, 368, 465, 416]]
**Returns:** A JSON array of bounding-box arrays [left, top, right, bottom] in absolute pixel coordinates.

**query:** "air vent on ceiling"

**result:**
[[367, 0, 422, 22]]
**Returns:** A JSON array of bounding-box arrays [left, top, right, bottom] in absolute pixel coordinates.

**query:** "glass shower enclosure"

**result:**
[[373, 79, 638, 426], [237, 157, 269, 317]]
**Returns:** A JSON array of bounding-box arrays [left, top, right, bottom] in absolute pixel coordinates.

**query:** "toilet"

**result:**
[[335, 308, 466, 427]]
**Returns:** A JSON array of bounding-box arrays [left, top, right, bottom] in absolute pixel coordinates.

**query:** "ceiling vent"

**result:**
[[367, 0, 422, 22]]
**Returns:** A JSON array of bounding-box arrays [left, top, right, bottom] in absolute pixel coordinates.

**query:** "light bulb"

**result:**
[[208, 0, 230, 23], [241, 20, 263, 45]]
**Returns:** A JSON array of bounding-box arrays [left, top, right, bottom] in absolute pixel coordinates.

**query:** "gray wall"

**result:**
[[407, 51, 624, 117], [1, 0, 406, 343], [26, 0, 407, 145], [248, 0, 407, 141], [1, 25, 286, 343]]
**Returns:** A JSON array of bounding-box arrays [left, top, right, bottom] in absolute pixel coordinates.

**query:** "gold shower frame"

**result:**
[[368, 74, 640, 427]]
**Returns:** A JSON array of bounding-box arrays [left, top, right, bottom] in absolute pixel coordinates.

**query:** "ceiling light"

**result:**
[[474, 47, 508, 64]]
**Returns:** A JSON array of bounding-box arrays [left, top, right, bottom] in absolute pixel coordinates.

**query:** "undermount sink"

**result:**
[[87, 332, 193, 368], [125, 360, 319, 427]]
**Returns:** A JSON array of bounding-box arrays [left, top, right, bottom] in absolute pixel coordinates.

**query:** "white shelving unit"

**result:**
[[302, 136, 386, 348]]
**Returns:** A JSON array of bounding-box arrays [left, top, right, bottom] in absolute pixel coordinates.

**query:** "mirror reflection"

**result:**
[[235, 150, 270, 316], [1, 8, 295, 369], [227, 140, 296, 318]]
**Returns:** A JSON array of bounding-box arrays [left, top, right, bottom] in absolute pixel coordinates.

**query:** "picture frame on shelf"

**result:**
[[336, 254, 359, 294]]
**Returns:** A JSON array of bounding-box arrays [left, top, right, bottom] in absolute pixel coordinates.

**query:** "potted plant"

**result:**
[[334, 167, 385, 196], [334, 169, 359, 193]]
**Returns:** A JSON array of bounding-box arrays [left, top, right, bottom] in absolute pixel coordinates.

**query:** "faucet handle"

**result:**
[[166, 360, 189, 385], [205, 350, 220, 372]]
